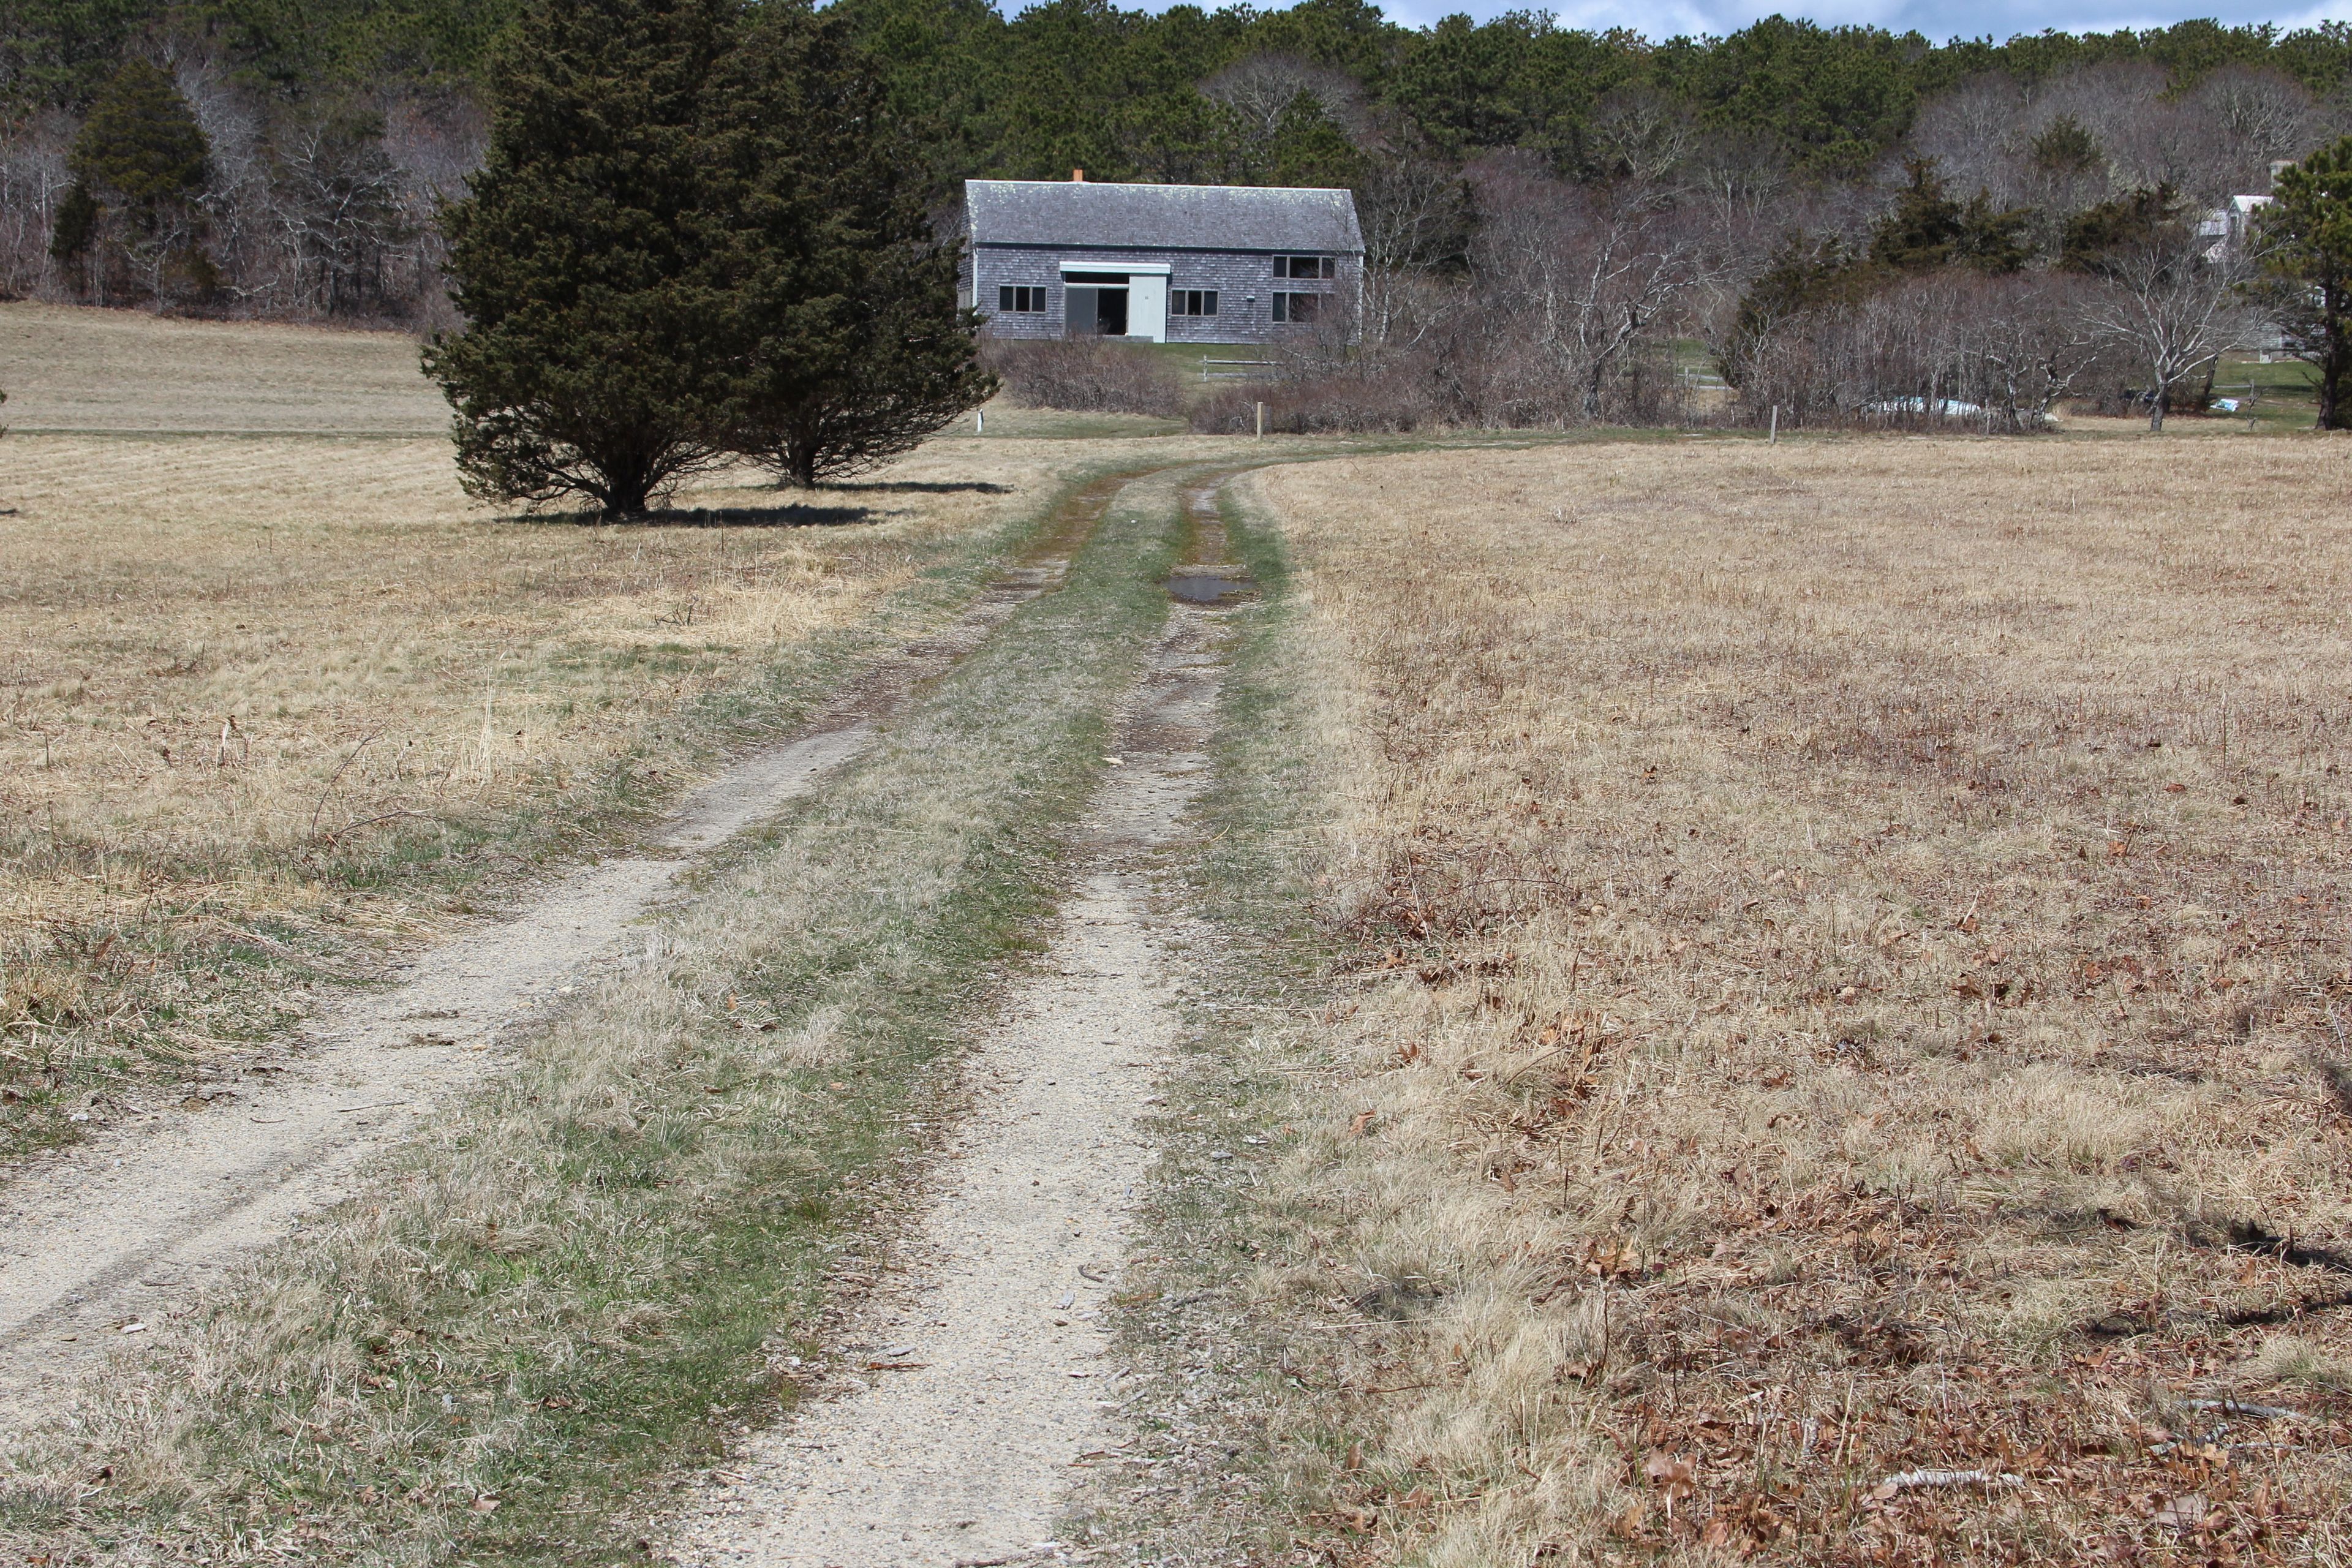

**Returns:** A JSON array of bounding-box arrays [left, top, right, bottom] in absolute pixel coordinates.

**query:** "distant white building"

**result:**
[[2198, 192, 2273, 260]]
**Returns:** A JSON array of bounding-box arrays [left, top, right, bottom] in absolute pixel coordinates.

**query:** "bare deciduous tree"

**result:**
[[0, 112, 72, 297], [269, 110, 413, 316], [1587, 85, 1696, 185], [2195, 65, 2332, 167], [2080, 208, 2248, 429], [1199, 53, 1370, 144], [1474, 162, 1707, 422], [1354, 155, 1467, 345]]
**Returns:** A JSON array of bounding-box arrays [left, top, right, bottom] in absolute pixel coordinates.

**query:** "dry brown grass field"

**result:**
[[0, 303, 1175, 1152], [1238, 432, 2352, 1564]]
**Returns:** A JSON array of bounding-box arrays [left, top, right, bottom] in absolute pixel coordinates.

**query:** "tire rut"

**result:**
[[668, 474, 1244, 1567]]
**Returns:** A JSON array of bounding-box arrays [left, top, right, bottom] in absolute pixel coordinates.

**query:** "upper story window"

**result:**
[[1173, 290, 1218, 317], [997, 285, 1047, 313], [1273, 255, 1336, 279]]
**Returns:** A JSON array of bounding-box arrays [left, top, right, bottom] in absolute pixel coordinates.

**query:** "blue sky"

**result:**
[[1359, 0, 2352, 38]]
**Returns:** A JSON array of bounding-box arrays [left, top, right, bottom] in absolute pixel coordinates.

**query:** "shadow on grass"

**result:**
[[507, 503, 878, 528], [832, 480, 1012, 495]]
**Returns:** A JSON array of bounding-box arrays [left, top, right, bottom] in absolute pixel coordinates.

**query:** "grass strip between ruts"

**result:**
[[1088, 469, 1387, 1564], [0, 464, 1201, 1567]]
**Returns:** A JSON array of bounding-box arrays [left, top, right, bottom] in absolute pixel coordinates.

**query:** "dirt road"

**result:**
[[0, 519, 1091, 1433], [669, 481, 1238, 1566], [2, 462, 1273, 1568]]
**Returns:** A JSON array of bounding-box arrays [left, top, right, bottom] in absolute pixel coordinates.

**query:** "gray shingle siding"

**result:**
[[971, 244, 1359, 345], [963, 180, 1363, 347]]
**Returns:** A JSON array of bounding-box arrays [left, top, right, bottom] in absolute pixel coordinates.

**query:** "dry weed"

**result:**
[[1243, 432, 2352, 1563]]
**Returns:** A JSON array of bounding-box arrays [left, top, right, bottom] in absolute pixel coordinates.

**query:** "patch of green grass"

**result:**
[[967, 402, 1188, 439], [0, 461, 1210, 1566], [2211, 354, 2321, 432]]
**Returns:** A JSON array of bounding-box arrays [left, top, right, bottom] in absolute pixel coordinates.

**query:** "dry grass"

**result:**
[[0, 302, 1183, 1148], [0, 301, 449, 434], [1217, 431, 2352, 1564]]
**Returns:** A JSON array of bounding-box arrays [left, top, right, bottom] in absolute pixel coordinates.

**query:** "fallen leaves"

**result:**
[[1643, 1450, 1697, 1505]]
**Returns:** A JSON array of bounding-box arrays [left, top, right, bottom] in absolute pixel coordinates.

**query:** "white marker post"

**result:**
[[1255, 401, 1265, 440], [1768, 405, 1779, 445]]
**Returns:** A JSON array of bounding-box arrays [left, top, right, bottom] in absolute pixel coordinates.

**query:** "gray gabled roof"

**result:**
[[966, 179, 1362, 254]]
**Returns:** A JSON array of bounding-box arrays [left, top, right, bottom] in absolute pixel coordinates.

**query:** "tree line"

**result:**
[[12, 0, 2352, 184], [10, 1, 2352, 320], [7, 0, 2352, 441]]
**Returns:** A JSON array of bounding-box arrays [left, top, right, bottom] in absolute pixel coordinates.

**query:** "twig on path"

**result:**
[[317, 807, 430, 845], [2182, 1397, 2307, 1421], [1871, 1468, 2021, 1500]]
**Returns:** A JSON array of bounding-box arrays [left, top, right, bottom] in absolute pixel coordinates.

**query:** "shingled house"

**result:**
[[964, 176, 1363, 345]]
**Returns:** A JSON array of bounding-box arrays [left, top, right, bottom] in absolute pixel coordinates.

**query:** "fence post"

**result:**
[[976, 409, 984, 435], [1768, 405, 1779, 445], [1255, 401, 1265, 440]]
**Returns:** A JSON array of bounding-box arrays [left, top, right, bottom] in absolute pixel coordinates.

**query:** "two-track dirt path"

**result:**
[[669, 478, 1245, 1567], [0, 476, 1138, 1434]]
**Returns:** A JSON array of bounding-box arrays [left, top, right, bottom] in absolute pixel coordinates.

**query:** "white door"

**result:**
[[1128, 273, 1168, 343]]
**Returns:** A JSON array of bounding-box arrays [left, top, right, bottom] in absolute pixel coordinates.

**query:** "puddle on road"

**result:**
[[1167, 569, 1254, 604], [1167, 481, 1257, 605]]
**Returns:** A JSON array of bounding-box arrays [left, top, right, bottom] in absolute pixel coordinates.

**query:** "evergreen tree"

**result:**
[[705, 2, 992, 489], [54, 58, 216, 303], [2060, 184, 2183, 274], [1868, 157, 2030, 274], [2251, 137, 2352, 429], [421, 0, 739, 516]]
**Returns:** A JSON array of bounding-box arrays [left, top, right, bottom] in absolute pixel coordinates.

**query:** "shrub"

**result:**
[[979, 339, 1183, 417], [1189, 361, 1436, 434]]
